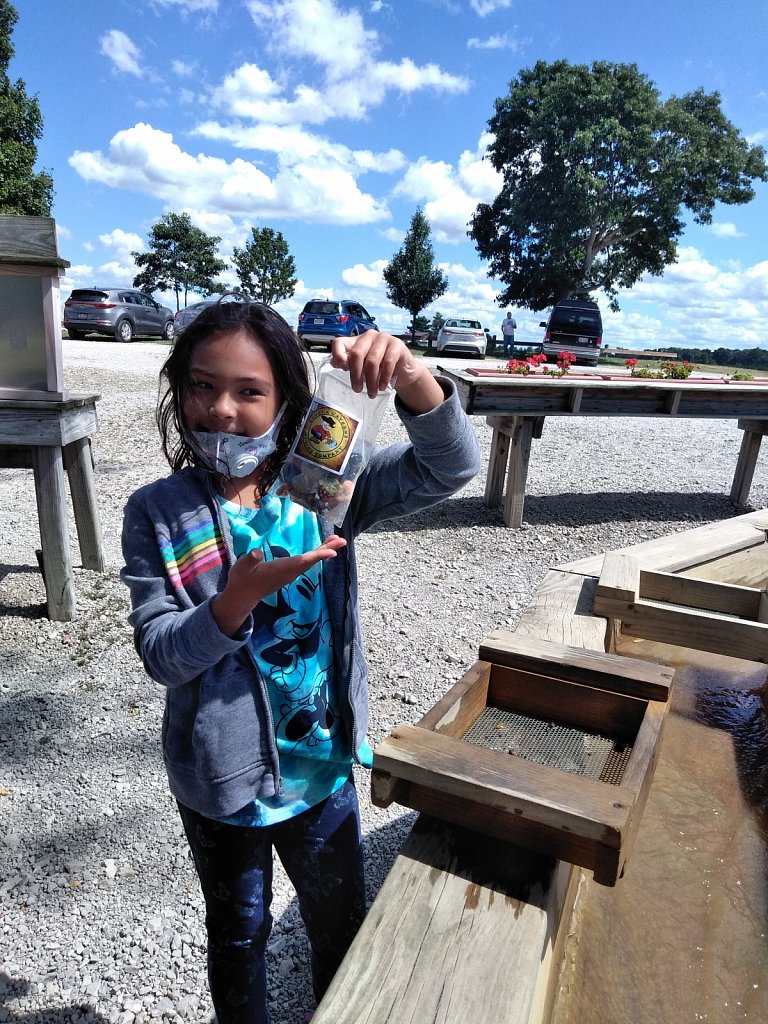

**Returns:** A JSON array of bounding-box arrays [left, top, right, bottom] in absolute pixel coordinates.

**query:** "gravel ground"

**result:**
[[1, 339, 766, 1024]]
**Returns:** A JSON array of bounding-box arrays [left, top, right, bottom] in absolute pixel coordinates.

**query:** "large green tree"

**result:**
[[0, 0, 53, 215], [132, 212, 227, 310], [383, 208, 448, 343], [231, 226, 297, 305], [470, 60, 767, 311]]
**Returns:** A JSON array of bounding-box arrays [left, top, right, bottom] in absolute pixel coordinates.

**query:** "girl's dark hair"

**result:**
[[157, 297, 314, 494]]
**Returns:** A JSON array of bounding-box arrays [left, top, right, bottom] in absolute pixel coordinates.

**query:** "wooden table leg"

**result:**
[[730, 420, 766, 506], [484, 417, 514, 508], [503, 417, 537, 528], [31, 445, 76, 621], [63, 437, 106, 572]]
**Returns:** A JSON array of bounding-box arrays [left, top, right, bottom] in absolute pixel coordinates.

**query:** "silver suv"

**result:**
[[63, 288, 175, 343]]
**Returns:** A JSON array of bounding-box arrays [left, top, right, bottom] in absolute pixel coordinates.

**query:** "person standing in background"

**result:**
[[501, 312, 518, 357]]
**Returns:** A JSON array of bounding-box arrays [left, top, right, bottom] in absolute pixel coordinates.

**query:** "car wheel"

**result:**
[[116, 318, 134, 343], [162, 320, 175, 342], [67, 328, 86, 340]]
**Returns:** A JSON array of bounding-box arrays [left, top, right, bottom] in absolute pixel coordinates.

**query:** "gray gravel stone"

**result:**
[[1, 339, 765, 1023]]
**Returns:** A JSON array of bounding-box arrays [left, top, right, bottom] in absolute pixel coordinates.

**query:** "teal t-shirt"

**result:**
[[215, 492, 357, 827]]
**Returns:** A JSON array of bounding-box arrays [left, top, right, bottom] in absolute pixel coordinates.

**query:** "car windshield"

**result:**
[[446, 319, 481, 329], [551, 310, 601, 331], [305, 301, 339, 315], [69, 290, 109, 302]]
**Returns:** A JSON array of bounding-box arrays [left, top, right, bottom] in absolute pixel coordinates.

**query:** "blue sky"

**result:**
[[10, 0, 768, 351]]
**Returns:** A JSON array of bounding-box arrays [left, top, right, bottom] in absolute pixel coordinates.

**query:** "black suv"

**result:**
[[540, 299, 603, 367], [63, 288, 175, 343], [297, 299, 377, 350]]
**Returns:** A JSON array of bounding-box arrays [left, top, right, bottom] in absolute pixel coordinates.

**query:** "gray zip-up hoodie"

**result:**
[[121, 380, 480, 819]]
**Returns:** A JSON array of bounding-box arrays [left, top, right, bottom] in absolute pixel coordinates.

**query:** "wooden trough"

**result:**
[[372, 635, 673, 886]]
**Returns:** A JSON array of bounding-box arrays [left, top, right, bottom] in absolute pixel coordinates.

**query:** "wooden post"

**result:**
[[503, 416, 544, 528], [484, 415, 513, 508], [730, 419, 767, 505], [63, 436, 106, 572], [31, 445, 75, 620]]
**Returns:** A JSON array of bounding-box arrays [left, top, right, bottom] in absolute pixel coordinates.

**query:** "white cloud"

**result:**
[[172, 60, 195, 77], [99, 30, 143, 77], [98, 228, 144, 258], [232, 1, 467, 123], [617, 248, 768, 348], [470, 0, 512, 15], [69, 123, 391, 226], [196, 118, 405, 174], [246, 0, 377, 78], [709, 222, 746, 238], [153, 0, 219, 10], [468, 33, 519, 51], [393, 136, 502, 243], [341, 260, 388, 290]]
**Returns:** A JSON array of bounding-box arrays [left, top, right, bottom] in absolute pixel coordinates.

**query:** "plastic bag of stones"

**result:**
[[277, 358, 393, 526]]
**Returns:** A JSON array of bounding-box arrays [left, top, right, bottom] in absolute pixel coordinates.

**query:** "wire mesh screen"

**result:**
[[461, 705, 631, 784]]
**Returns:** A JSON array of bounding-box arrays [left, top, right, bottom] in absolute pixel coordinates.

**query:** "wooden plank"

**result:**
[[730, 425, 764, 505], [486, 664, 647, 741], [664, 389, 682, 415], [607, 599, 768, 663], [400, 782, 623, 887], [373, 724, 633, 849], [503, 417, 538, 527], [595, 551, 640, 605], [759, 591, 768, 625], [568, 387, 583, 414], [62, 437, 106, 572], [483, 418, 513, 507], [639, 569, 762, 618], [313, 817, 577, 1024], [676, 542, 768, 587], [0, 214, 61, 261], [559, 511, 768, 577], [478, 631, 673, 702], [31, 445, 75, 621], [415, 660, 490, 737], [513, 570, 610, 650]]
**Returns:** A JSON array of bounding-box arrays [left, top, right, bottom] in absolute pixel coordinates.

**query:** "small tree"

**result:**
[[0, 0, 53, 215], [231, 226, 297, 306], [430, 312, 446, 336], [470, 60, 767, 312], [407, 315, 431, 335], [383, 209, 448, 344], [131, 212, 227, 310]]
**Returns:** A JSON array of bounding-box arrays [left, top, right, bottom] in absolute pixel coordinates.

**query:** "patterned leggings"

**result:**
[[177, 779, 365, 1024]]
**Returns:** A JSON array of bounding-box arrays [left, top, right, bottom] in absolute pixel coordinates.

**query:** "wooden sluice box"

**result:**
[[372, 635, 674, 886]]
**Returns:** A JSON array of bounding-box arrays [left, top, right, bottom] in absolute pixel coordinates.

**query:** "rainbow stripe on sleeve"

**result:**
[[161, 522, 227, 589]]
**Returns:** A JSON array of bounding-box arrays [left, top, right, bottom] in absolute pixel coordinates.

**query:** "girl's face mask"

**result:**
[[193, 402, 287, 478]]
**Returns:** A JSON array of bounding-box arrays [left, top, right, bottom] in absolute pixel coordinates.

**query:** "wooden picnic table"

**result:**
[[438, 366, 768, 527]]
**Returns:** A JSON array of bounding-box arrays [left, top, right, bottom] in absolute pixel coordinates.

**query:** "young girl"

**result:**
[[120, 299, 481, 1023]]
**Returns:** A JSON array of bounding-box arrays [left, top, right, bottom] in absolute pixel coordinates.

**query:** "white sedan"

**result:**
[[435, 318, 487, 359]]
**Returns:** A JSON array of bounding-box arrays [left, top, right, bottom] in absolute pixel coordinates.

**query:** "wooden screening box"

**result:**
[[594, 543, 768, 663], [372, 635, 674, 886]]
